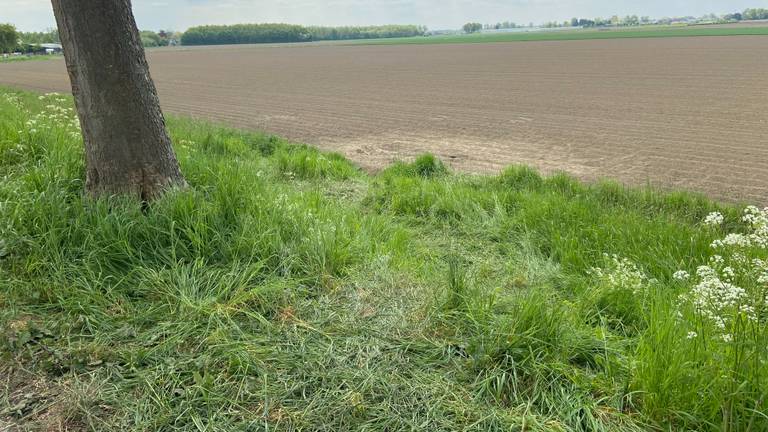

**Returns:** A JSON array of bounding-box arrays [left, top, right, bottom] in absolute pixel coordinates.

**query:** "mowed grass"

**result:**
[[1, 88, 766, 431], [346, 25, 768, 45]]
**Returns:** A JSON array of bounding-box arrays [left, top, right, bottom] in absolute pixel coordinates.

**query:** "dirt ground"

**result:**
[[1, 36, 766, 203]]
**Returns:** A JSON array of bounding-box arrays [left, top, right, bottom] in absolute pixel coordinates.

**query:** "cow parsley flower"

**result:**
[[712, 234, 751, 249], [673, 270, 690, 281], [589, 254, 648, 295], [678, 206, 768, 344], [704, 212, 724, 226]]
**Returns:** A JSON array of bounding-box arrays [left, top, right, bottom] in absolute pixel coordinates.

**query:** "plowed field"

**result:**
[[2, 36, 766, 202]]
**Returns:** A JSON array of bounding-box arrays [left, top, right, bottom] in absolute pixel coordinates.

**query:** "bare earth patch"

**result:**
[[1, 36, 766, 203]]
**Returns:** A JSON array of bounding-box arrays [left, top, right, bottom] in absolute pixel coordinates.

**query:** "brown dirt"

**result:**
[[1, 36, 766, 203]]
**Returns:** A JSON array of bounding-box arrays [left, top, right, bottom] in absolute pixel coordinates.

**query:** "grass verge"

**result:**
[[1, 88, 766, 431], [0, 55, 63, 64]]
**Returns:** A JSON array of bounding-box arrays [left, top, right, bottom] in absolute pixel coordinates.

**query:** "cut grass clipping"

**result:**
[[1, 88, 766, 431]]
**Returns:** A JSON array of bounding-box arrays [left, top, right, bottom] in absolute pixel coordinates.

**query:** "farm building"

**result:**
[[38, 43, 63, 54]]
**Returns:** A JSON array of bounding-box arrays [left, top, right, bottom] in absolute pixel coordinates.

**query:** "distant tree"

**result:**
[[624, 15, 639, 26], [743, 8, 768, 20], [462, 22, 482, 33], [0, 23, 19, 53], [487, 21, 518, 30], [571, 17, 579, 27], [140, 30, 162, 47], [51, 0, 185, 199], [576, 18, 596, 27], [18, 28, 60, 45]]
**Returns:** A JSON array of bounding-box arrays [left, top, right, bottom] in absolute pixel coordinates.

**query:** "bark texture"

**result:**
[[51, 0, 185, 199]]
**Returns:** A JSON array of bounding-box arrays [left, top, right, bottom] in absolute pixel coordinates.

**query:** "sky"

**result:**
[[2, 0, 766, 32]]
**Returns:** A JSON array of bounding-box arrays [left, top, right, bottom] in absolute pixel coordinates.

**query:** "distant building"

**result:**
[[39, 43, 63, 54]]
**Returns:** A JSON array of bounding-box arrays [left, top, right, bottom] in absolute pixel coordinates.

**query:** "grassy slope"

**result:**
[[344, 25, 768, 45], [0, 88, 765, 431]]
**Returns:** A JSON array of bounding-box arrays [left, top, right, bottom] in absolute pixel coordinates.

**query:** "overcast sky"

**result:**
[[4, 0, 766, 32]]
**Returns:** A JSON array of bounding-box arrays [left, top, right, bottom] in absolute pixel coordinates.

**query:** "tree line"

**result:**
[[740, 8, 768, 20], [307, 25, 426, 41], [180, 23, 311, 45], [18, 29, 60, 45], [570, 8, 768, 28], [180, 23, 425, 45], [0, 25, 61, 53], [465, 7, 768, 34]]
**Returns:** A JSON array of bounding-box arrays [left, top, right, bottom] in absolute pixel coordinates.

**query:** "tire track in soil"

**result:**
[[1, 36, 766, 203]]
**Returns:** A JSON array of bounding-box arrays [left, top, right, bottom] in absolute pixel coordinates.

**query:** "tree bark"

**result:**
[[51, 0, 185, 200]]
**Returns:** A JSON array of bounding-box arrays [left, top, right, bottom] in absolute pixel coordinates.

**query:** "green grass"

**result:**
[[1, 87, 766, 431], [0, 54, 63, 63], [344, 25, 768, 46]]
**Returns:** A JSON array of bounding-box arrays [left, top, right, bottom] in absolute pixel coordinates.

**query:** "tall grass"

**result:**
[[1, 87, 764, 431]]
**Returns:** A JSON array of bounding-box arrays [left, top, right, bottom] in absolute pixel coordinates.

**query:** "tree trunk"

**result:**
[[51, 0, 185, 200]]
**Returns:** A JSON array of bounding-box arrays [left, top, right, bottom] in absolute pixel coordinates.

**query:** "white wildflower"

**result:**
[[704, 212, 724, 226], [721, 266, 735, 281], [712, 234, 751, 249], [673, 270, 690, 281], [742, 206, 765, 226], [589, 254, 648, 295], [687, 331, 698, 339], [697, 265, 716, 278]]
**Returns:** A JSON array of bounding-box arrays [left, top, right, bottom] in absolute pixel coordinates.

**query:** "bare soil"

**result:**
[[1, 36, 766, 203]]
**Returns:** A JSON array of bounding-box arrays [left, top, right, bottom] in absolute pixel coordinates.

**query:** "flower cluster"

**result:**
[[2, 92, 24, 110], [589, 253, 650, 295], [704, 212, 724, 226], [678, 209, 768, 343], [23, 93, 81, 138], [685, 263, 750, 333]]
